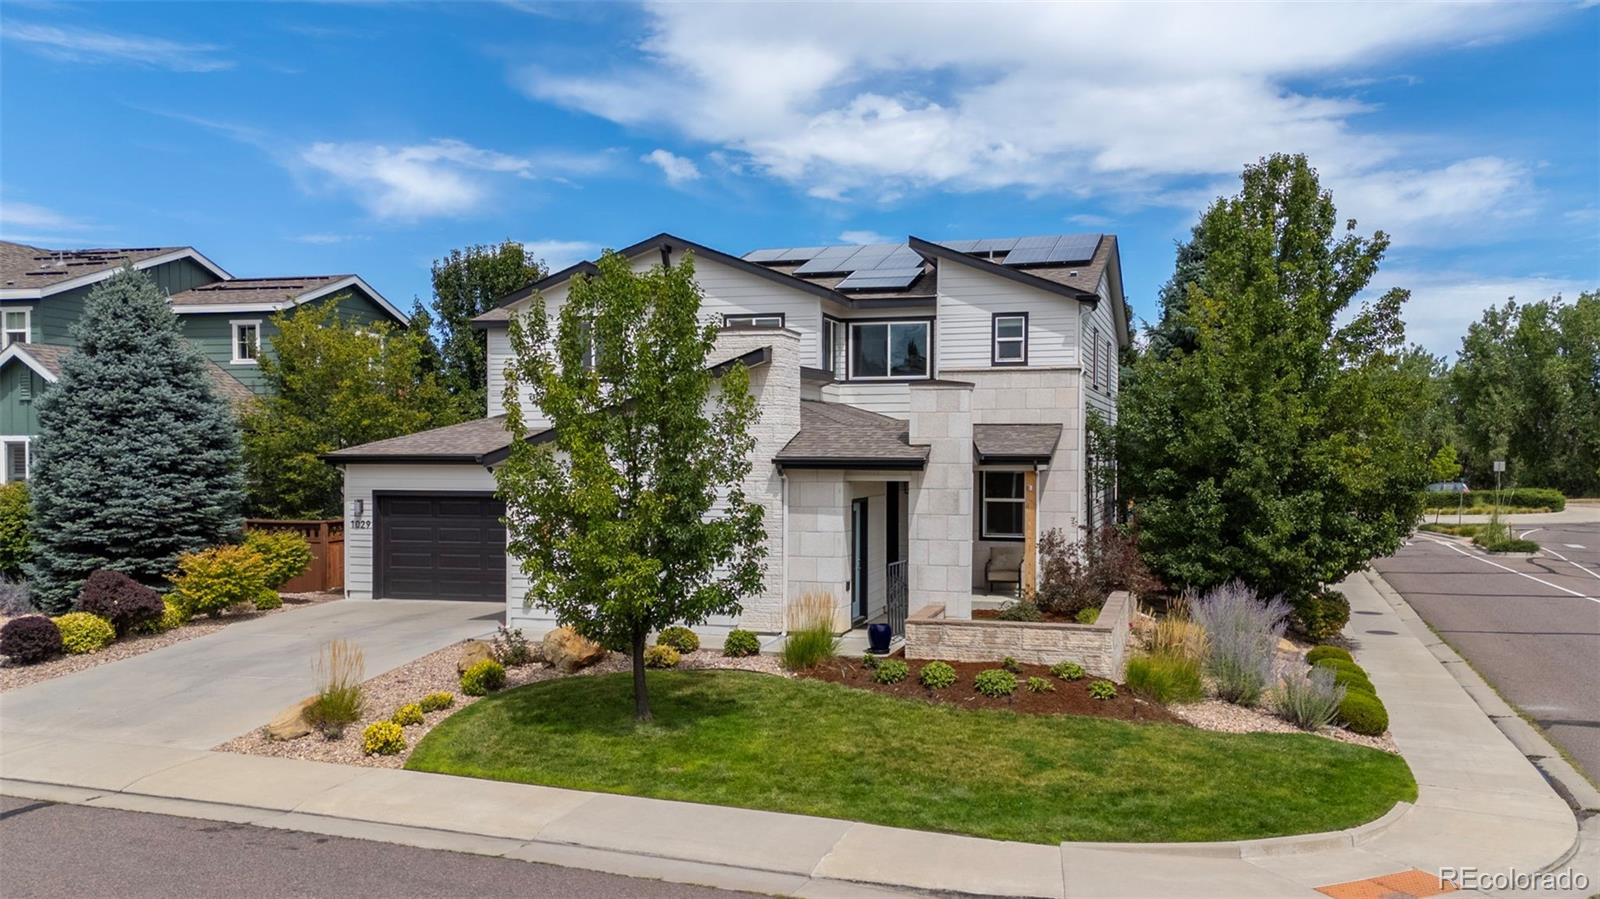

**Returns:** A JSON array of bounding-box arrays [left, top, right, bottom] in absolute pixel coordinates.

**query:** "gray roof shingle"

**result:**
[[168, 276, 353, 307], [0, 241, 187, 290], [776, 400, 929, 469], [3, 342, 255, 406], [322, 415, 534, 463], [973, 423, 1062, 462]]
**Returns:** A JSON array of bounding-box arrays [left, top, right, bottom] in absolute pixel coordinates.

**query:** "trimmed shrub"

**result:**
[[1050, 660, 1085, 681], [53, 612, 115, 654], [362, 721, 406, 756], [253, 591, 283, 611], [490, 625, 536, 667], [781, 593, 840, 671], [1001, 656, 1023, 673], [1478, 537, 1540, 554], [1289, 589, 1350, 642], [918, 661, 957, 689], [138, 598, 188, 635], [169, 545, 275, 618], [1025, 676, 1055, 694], [1304, 645, 1352, 666], [391, 703, 425, 726], [1271, 665, 1346, 730], [1314, 659, 1374, 694], [76, 569, 164, 637], [460, 658, 506, 695], [1088, 680, 1117, 700], [657, 625, 700, 654], [722, 628, 760, 658], [996, 600, 1043, 622], [242, 530, 313, 589], [419, 691, 455, 712], [1123, 652, 1204, 704], [0, 615, 62, 664], [1192, 582, 1289, 706], [873, 659, 909, 684], [0, 481, 31, 579], [1075, 607, 1101, 625], [644, 644, 681, 669], [1338, 691, 1389, 736], [1423, 487, 1564, 512], [974, 669, 1018, 697]]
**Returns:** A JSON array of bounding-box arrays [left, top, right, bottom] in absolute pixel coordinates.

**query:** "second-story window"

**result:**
[[992, 313, 1027, 365], [849, 320, 929, 380], [2, 309, 29, 347], [231, 320, 261, 364], [723, 313, 785, 328]]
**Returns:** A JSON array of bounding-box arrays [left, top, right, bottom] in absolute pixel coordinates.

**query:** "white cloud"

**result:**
[[517, 1, 1563, 240], [0, 199, 100, 244], [4, 23, 231, 72], [297, 139, 611, 220], [838, 230, 891, 245], [641, 148, 701, 185], [520, 239, 600, 271], [1368, 269, 1595, 357], [290, 232, 362, 245]]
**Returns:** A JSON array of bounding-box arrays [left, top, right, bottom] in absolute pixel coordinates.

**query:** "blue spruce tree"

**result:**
[[29, 268, 244, 611]]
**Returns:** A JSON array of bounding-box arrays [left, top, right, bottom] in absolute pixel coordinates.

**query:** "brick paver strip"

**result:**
[[1315, 869, 1457, 899]]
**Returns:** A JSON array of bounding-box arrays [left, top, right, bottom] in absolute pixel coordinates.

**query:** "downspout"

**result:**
[[778, 469, 790, 640]]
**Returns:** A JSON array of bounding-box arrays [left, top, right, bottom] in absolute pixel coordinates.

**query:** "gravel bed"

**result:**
[[1170, 699, 1398, 753], [0, 592, 341, 693], [219, 642, 790, 768]]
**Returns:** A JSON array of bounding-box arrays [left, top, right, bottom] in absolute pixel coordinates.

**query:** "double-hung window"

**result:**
[[231, 320, 261, 364], [2, 309, 29, 347], [2, 439, 28, 484], [723, 313, 785, 328], [981, 471, 1026, 539], [992, 313, 1027, 365], [849, 320, 930, 380]]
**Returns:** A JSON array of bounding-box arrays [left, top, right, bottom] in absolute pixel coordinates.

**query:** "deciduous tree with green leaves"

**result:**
[[29, 269, 244, 611], [427, 241, 544, 414], [241, 300, 459, 518], [1118, 154, 1431, 601], [496, 251, 767, 722]]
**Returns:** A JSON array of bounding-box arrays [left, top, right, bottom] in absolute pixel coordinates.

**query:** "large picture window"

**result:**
[[982, 471, 1026, 539], [849, 320, 930, 380]]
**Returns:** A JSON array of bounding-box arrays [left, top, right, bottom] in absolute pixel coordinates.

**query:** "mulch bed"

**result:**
[[798, 655, 1186, 724]]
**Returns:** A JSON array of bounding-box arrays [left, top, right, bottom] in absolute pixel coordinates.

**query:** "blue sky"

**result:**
[[1, 1, 1595, 357]]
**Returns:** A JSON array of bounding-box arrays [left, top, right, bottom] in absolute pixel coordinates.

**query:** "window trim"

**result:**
[[2, 437, 29, 484], [980, 470, 1027, 540], [2, 308, 30, 348], [230, 319, 262, 365], [846, 317, 934, 381], [1088, 325, 1101, 390], [821, 314, 846, 372], [722, 313, 786, 329], [991, 312, 1028, 366]]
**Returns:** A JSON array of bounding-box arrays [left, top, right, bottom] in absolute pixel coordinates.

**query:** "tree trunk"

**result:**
[[631, 626, 653, 722]]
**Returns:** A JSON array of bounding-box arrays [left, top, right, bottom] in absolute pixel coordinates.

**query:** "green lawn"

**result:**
[[407, 670, 1415, 844]]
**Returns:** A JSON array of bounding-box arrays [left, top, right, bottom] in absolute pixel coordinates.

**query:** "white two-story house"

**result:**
[[326, 232, 1130, 641]]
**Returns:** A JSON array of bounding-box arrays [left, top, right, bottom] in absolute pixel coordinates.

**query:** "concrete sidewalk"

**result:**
[[0, 573, 1583, 898]]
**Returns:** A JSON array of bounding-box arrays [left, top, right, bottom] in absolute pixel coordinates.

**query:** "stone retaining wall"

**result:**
[[904, 591, 1132, 678]]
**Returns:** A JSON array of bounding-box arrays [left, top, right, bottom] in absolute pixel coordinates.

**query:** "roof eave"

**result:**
[[319, 453, 494, 466], [775, 457, 928, 471]]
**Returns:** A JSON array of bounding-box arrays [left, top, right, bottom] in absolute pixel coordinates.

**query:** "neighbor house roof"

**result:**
[[166, 274, 407, 323], [0, 241, 231, 299], [973, 423, 1063, 464], [0, 341, 255, 406], [775, 400, 929, 470]]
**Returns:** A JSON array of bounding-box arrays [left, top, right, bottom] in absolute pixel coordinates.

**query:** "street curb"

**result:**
[[1061, 801, 1414, 859], [1361, 569, 1598, 873]]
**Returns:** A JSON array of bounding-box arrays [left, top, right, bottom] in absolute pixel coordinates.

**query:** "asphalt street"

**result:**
[[0, 796, 747, 899], [1371, 520, 1600, 785]]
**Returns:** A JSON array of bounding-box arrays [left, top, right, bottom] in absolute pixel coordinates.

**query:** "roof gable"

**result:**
[[0, 242, 231, 299]]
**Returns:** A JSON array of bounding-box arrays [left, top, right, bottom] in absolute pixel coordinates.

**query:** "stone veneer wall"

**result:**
[[904, 590, 1132, 678], [905, 382, 975, 618]]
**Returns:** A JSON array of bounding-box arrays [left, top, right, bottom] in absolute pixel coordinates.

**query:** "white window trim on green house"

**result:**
[[231, 320, 261, 364], [2, 436, 29, 483], [3, 309, 29, 347]]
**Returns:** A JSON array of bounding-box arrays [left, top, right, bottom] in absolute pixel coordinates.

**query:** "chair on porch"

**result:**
[[985, 546, 1024, 596]]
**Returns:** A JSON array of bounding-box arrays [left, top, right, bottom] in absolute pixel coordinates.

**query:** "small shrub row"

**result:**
[[1474, 536, 1540, 554], [644, 644, 681, 668], [391, 703, 425, 727], [419, 691, 455, 712], [242, 530, 314, 589], [974, 668, 1017, 698], [54, 612, 115, 654], [77, 570, 163, 636], [1, 615, 63, 663], [1087, 680, 1117, 700], [1422, 487, 1565, 512], [657, 626, 699, 654], [872, 658, 909, 684], [918, 660, 957, 689], [363, 721, 405, 756], [460, 658, 507, 695], [1270, 665, 1345, 730], [1050, 660, 1085, 681], [722, 628, 760, 657], [1303, 651, 1390, 736]]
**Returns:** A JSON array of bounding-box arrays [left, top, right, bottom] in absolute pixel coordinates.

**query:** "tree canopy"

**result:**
[[496, 251, 767, 722], [1118, 154, 1431, 600], [29, 269, 244, 611], [427, 241, 544, 414], [241, 300, 460, 518]]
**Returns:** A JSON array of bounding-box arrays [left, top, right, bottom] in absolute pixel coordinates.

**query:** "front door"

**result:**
[[851, 497, 869, 621]]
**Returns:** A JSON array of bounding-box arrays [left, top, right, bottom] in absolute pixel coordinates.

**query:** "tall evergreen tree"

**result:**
[[428, 241, 544, 414], [29, 269, 244, 611]]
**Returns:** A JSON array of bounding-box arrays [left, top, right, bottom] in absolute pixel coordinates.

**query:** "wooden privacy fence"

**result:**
[[243, 519, 344, 593]]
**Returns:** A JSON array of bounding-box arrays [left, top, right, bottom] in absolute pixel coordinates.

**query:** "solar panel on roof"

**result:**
[[940, 240, 981, 252], [1002, 233, 1101, 267], [999, 245, 1054, 265], [835, 268, 922, 291], [743, 249, 787, 262]]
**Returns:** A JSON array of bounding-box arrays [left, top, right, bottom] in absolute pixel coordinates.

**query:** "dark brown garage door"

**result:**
[[375, 494, 506, 601]]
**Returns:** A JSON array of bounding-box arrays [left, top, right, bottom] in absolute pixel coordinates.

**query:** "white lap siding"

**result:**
[[340, 463, 501, 601], [935, 262, 1080, 370]]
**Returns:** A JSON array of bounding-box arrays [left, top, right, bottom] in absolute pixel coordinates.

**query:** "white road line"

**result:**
[[1518, 528, 1542, 539], [1565, 543, 1587, 549], [1417, 536, 1600, 604], [1538, 546, 1600, 584]]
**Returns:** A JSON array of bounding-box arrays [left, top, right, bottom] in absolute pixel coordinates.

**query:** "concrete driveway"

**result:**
[[0, 600, 500, 750]]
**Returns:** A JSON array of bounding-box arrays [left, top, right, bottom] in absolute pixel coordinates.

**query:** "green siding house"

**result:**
[[0, 241, 405, 482]]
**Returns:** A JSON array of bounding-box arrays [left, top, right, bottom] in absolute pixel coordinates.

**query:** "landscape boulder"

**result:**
[[541, 627, 606, 672], [266, 696, 316, 741], [456, 640, 494, 674]]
